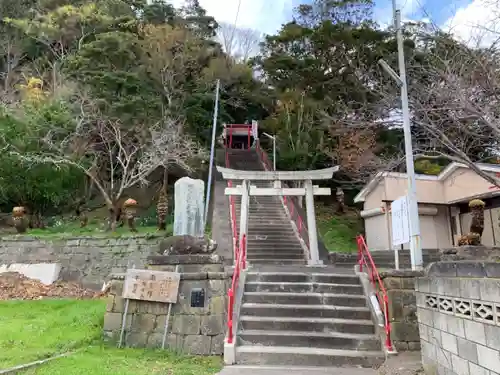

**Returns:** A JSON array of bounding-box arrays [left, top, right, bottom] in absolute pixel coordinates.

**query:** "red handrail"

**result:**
[[224, 145, 247, 345], [227, 233, 246, 344], [256, 142, 310, 250], [356, 234, 393, 352]]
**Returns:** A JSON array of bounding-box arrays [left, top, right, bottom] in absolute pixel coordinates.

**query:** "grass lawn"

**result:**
[[0, 299, 222, 374], [2, 221, 173, 239], [316, 205, 362, 253], [22, 347, 222, 375]]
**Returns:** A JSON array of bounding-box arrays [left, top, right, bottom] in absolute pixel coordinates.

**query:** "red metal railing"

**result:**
[[224, 140, 248, 345], [227, 233, 246, 344], [356, 234, 393, 352], [256, 142, 310, 251]]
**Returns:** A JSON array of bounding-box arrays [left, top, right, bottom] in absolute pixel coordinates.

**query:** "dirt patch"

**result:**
[[0, 272, 104, 300], [377, 352, 424, 375]]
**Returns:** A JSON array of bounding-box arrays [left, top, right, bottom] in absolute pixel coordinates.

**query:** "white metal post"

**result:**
[[239, 179, 250, 247], [392, 5, 422, 270], [304, 179, 320, 265]]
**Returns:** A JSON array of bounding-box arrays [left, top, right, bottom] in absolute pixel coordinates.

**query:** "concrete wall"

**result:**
[[365, 204, 453, 251], [0, 235, 162, 289], [416, 262, 500, 375]]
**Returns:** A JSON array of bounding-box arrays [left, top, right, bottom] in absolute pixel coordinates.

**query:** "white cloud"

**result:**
[[443, 0, 500, 47], [169, 0, 294, 34]]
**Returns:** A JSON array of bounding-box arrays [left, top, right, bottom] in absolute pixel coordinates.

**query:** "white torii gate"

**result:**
[[216, 166, 338, 265]]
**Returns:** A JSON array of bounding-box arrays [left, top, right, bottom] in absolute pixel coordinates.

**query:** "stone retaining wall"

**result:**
[[379, 270, 424, 352], [0, 235, 162, 289], [417, 261, 500, 375], [103, 254, 230, 355]]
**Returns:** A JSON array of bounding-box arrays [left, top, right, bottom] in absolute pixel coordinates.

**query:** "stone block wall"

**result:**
[[103, 255, 230, 355], [0, 235, 162, 289], [380, 270, 424, 351], [416, 262, 500, 375]]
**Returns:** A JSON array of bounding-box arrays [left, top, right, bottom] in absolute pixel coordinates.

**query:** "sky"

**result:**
[[170, 0, 500, 45]]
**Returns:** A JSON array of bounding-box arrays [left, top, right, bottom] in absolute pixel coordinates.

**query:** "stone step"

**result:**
[[246, 247, 304, 253], [240, 303, 371, 320], [247, 259, 307, 266], [246, 239, 301, 245], [246, 272, 360, 284], [245, 229, 296, 235], [243, 292, 367, 307], [246, 253, 305, 260], [245, 282, 363, 294], [249, 265, 355, 273], [246, 234, 300, 240], [239, 316, 376, 334], [235, 345, 384, 367], [238, 330, 381, 351]]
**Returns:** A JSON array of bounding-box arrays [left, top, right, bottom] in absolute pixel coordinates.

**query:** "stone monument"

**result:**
[[173, 177, 205, 237]]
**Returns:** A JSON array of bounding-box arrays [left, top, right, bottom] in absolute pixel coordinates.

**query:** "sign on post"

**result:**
[[119, 268, 181, 349], [123, 269, 180, 303], [391, 195, 410, 246], [391, 195, 410, 270]]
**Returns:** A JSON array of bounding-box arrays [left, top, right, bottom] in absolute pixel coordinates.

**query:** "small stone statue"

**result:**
[[157, 187, 168, 231], [469, 199, 485, 237], [457, 199, 485, 246], [122, 198, 138, 232], [12, 206, 27, 233], [336, 187, 345, 213], [158, 235, 217, 255]]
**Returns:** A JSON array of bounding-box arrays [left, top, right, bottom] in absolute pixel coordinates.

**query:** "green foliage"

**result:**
[[0, 104, 84, 214], [414, 159, 445, 175]]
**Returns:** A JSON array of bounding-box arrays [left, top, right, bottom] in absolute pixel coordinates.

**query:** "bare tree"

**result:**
[[400, 33, 500, 187], [11, 94, 206, 230], [216, 22, 262, 62]]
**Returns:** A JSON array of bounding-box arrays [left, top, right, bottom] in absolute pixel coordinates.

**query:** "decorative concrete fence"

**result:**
[[416, 262, 500, 375], [103, 254, 230, 355]]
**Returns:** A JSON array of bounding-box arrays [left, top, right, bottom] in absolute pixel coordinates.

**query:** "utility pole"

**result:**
[[379, 1, 422, 269], [204, 79, 220, 231]]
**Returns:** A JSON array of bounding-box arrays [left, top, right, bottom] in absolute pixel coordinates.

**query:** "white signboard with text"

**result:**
[[391, 195, 410, 246]]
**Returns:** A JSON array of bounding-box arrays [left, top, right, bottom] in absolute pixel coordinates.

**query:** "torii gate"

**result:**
[[216, 166, 338, 265]]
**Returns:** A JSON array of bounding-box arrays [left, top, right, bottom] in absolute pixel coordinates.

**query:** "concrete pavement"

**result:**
[[217, 365, 377, 375]]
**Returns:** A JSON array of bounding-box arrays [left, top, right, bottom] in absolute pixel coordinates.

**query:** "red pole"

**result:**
[[247, 127, 250, 150], [229, 127, 233, 149]]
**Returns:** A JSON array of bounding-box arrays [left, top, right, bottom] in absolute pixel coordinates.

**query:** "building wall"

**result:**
[[366, 204, 452, 251], [443, 167, 495, 203], [416, 264, 500, 375], [364, 213, 390, 251], [384, 176, 445, 204]]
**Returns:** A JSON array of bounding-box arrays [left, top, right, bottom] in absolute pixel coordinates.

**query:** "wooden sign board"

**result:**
[[123, 269, 180, 303]]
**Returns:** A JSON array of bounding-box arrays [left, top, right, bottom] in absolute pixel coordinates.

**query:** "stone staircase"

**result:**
[[225, 148, 385, 368], [236, 267, 385, 367], [227, 149, 306, 266]]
